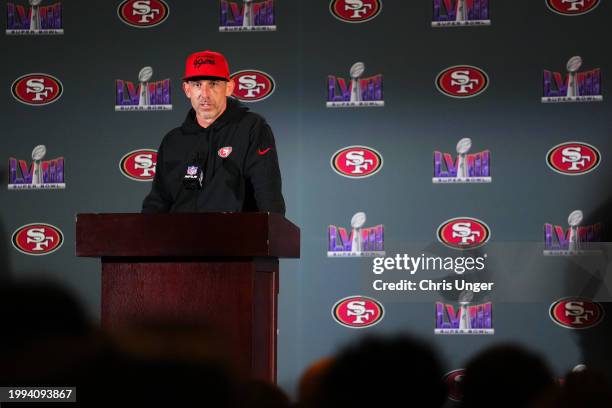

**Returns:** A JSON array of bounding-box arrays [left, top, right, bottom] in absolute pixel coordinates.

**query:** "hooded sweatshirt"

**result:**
[[142, 97, 286, 215]]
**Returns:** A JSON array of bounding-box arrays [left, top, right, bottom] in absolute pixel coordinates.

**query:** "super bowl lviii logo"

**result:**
[[327, 62, 383, 108], [546, 141, 600, 176], [12, 223, 63, 256], [231, 70, 275, 102], [544, 210, 602, 256], [220, 0, 275, 32], [119, 149, 157, 181], [437, 217, 490, 250], [435, 292, 494, 334], [546, 0, 599, 16], [117, 0, 169, 28], [332, 295, 385, 328], [8, 145, 65, 190], [432, 0, 490, 27], [6, 0, 63, 35], [331, 146, 383, 179], [329, 0, 382, 23], [550, 297, 604, 329], [328, 212, 384, 257], [115, 67, 171, 111], [436, 66, 488, 98], [542, 56, 602, 103], [434, 138, 491, 183], [11, 73, 62, 106]]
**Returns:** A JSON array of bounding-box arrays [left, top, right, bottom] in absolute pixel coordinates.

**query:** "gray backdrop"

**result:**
[[2, 0, 611, 400]]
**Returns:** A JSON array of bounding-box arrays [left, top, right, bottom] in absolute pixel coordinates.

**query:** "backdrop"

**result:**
[[2, 0, 611, 401]]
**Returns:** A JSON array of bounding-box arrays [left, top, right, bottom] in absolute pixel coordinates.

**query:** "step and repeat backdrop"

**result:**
[[2, 0, 611, 400]]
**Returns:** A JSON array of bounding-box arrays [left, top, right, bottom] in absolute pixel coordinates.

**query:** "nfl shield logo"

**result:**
[[218, 146, 233, 158]]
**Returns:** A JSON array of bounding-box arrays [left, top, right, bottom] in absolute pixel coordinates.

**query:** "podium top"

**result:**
[[76, 213, 300, 259]]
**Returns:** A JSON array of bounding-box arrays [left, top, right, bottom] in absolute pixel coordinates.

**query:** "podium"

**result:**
[[75, 213, 299, 383]]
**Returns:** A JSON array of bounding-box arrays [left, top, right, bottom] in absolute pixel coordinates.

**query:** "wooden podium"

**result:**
[[75, 213, 299, 383]]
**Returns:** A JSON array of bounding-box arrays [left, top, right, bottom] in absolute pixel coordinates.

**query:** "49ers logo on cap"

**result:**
[[218, 146, 232, 158], [231, 70, 275, 102], [546, 0, 599, 16], [547, 142, 601, 176], [329, 0, 382, 23], [437, 217, 490, 250], [443, 369, 465, 402], [12, 223, 63, 256], [549, 297, 604, 329], [119, 149, 157, 181], [436, 66, 489, 98], [117, 0, 169, 28], [332, 295, 384, 329], [331, 146, 383, 179], [11, 73, 63, 106]]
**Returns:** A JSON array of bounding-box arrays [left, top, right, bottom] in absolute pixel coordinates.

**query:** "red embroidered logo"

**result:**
[[257, 147, 271, 156], [218, 146, 232, 158]]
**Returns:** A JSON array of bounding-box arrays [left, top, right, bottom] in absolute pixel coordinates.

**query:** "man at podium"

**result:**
[[142, 50, 285, 215]]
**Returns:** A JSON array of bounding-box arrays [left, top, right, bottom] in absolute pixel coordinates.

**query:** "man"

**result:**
[[142, 50, 285, 215]]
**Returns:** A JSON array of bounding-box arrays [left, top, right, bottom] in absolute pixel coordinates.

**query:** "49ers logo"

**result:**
[[218, 146, 232, 158], [436, 66, 489, 98], [437, 217, 490, 250], [332, 295, 384, 329], [117, 0, 169, 28], [547, 142, 600, 176], [443, 369, 465, 402], [11, 73, 63, 106], [550, 297, 604, 329], [231, 70, 275, 102], [329, 0, 382, 23], [546, 0, 599, 16], [331, 146, 383, 178], [119, 149, 157, 181], [12, 223, 63, 256]]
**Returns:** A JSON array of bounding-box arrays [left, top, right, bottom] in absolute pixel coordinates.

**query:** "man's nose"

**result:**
[[199, 84, 212, 98]]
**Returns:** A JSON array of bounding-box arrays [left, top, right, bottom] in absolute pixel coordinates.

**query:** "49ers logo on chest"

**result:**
[[11, 73, 63, 106], [119, 149, 157, 181], [329, 0, 382, 23], [546, 142, 600, 175], [218, 146, 233, 158], [437, 217, 490, 250], [12, 223, 63, 256], [117, 0, 169, 28], [332, 295, 385, 328], [549, 297, 604, 329], [436, 65, 489, 98], [546, 0, 599, 16], [231, 70, 275, 102], [331, 146, 383, 178]]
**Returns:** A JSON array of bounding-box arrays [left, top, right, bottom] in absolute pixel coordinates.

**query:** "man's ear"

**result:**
[[183, 81, 191, 98], [225, 79, 235, 96]]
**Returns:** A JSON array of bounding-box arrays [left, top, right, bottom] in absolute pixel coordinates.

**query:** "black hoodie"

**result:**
[[142, 97, 286, 214]]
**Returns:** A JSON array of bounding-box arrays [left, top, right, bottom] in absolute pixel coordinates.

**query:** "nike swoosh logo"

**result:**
[[257, 148, 271, 156]]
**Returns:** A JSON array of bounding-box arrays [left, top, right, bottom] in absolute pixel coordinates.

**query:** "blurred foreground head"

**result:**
[[461, 344, 555, 408], [0, 279, 90, 356], [0, 280, 238, 407], [312, 334, 446, 408]]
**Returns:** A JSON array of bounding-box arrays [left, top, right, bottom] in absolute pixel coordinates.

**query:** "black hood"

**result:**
[[142, 94, 285, 215], [181, 97, 250, 134]]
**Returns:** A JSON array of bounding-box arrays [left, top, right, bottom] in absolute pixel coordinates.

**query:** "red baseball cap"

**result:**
[[183, 50, 230, 81]]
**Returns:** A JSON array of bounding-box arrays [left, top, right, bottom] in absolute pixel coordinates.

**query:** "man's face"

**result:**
[[183, 78, 235, 123]]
